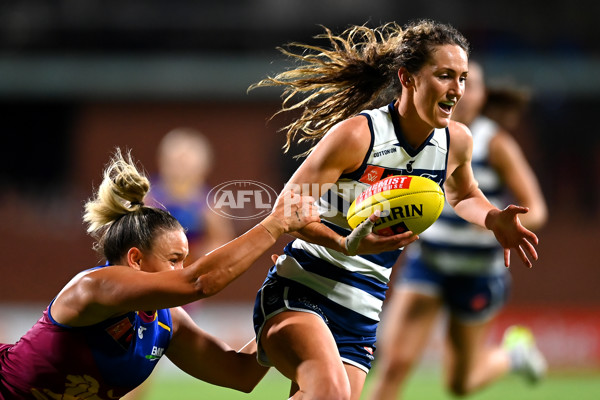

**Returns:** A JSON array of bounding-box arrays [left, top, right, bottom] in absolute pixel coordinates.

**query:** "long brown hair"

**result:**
[[249, 20, 470, 157]]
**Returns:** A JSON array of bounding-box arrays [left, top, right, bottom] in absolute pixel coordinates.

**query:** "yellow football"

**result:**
[[347, 175, 445, 236]]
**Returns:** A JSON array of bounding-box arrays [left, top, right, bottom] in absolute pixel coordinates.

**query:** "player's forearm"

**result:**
[[452, 189, 498, 229], [291, 221, 345, 253], [189, 221, 280, 298]]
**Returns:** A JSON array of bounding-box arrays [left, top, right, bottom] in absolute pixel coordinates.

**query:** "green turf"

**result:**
[[142, 368, 600, 399]]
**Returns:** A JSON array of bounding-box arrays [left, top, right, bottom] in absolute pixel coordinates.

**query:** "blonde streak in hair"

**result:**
[[253, 23, 403, 156], [110, 150, 150, 205], [83, 149, 149, 235], [83, 173, 128, 234]]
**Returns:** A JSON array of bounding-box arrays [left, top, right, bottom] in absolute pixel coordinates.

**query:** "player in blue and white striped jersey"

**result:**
[[250, 22, 540, 400]]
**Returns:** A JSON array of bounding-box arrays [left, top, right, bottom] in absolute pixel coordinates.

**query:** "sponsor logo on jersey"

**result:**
[[105, 317, 134, 349], [359, 166, 385, 184], [138, 326, 147, 339], [355, 176, 413, 206], [145, 346, 165, 361], [373, 147, 397, 158]]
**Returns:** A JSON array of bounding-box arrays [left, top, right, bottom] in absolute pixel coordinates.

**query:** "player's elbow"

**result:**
[[522, 204, 548, 232], [228, 368, 268, 393]]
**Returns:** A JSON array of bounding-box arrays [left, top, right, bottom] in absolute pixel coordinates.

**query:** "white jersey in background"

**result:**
[[411, 115, 508, 275]]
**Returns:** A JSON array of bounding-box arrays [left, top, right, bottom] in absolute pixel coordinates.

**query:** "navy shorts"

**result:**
[[398, 256, 511, 322], [253, 274, 377, 372]]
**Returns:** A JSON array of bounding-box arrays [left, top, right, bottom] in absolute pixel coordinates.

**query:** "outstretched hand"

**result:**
[[342, 211, 419, 256], [485, 205, 539, 268]]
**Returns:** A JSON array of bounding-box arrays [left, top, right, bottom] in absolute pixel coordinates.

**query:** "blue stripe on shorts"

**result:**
[[253, 273, 378, 372]]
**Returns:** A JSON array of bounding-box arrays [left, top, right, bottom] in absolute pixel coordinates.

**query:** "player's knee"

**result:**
[[314, 382, 351, 400], [307, 375, 351, 400]]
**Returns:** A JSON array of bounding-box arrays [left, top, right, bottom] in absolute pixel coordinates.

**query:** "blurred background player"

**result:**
[[367, 61, 548, 399], [150, 127, 235, 260]]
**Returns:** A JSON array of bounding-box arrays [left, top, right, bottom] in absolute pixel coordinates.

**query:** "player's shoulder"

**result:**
[[448, 120, 474, 148], [339, 113, 372, 130], [447, 120, 474, 163], [324, 115, 372, 150], [448, 120, 472, 137]]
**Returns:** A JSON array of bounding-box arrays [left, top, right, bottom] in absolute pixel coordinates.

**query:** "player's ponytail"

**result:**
[[84, 148, 181, 264], [249, 23, 403, 157]]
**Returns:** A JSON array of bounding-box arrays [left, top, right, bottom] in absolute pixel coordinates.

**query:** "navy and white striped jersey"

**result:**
[[411, 115, 508, 275], [267, 102, 450, 325]]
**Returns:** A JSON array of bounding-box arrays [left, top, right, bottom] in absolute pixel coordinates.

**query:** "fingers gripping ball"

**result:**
[[347, 175, 445, 236]]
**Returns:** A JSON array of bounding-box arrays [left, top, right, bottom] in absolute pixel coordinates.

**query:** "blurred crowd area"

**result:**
[[0, 1, 598, 308]]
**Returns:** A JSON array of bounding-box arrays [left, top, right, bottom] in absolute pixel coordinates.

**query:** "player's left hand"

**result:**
[[485, 205, 539, 268], [342, 210, 419, 256]]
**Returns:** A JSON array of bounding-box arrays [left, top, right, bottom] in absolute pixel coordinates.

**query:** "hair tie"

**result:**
[[130, 201, 144, 207]]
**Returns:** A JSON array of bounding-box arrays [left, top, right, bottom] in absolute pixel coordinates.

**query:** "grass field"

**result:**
[[142, 368, 600, 400]]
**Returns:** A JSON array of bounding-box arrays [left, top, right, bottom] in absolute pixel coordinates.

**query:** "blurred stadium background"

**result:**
[[0, 1, 599, 398]]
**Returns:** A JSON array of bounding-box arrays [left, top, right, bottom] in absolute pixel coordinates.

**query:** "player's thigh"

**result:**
[[443, 273, 509, 369], [378, 288, 442, 355], [344, 363, 367, 400], [444, 316, 493, 376], [261, 310, 346, 383]]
